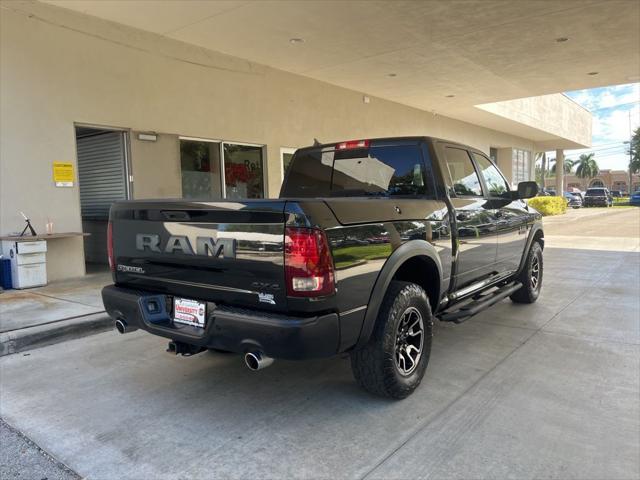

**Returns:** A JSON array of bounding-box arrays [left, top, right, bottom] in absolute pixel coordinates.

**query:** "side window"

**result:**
[[472, 153, 510, 197], [443, 147, 483, 197]]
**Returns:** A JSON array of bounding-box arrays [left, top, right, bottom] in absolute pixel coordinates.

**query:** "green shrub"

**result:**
[[527, 196, 568, 216]]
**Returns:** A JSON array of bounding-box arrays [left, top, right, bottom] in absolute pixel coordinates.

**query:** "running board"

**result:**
[[438, 282, 522, 324]]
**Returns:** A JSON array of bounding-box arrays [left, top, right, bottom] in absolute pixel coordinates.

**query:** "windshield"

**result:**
[[281, 144, 435, 198], [586, 188, 606, 196]]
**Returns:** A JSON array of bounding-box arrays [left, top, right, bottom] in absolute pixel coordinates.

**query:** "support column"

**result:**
[[555, 149, 564, 195]]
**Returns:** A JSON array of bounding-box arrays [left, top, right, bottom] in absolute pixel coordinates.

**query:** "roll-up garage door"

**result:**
[[76, 131, 128, 219]]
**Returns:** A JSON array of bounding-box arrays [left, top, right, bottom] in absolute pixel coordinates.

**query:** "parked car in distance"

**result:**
[[610, 190, 623, 198], [630, 191, 640, 206], [545, 189, 557, 196], [583, 187, 613, 207], [569, 189, 585, 201], [563, 191, 582, 208], [102, 136, 544, 399]]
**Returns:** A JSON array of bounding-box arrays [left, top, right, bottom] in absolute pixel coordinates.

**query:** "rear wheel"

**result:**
[[350, 281, 433, 399], [510, 241, 543, 304]]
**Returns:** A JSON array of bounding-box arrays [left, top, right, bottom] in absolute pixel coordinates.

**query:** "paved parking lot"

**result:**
[[1, 208, 639, 479]]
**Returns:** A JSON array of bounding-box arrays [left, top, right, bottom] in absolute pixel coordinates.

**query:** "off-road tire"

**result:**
[[350, 281, 433, 399], [510, 241, 543, 304]]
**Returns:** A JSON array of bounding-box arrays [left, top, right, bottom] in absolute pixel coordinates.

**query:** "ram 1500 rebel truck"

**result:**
[[102, 137, 543, 398]]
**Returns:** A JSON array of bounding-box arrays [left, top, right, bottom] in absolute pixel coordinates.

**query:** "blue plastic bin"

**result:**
[[0, 257, 12, 289]]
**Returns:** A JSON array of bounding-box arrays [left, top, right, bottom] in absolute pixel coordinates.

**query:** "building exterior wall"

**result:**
[[478, 94, 592, 150], [130, 133, 182, 199], [0, 4, 567, 281], [544, 171, 640, 192]]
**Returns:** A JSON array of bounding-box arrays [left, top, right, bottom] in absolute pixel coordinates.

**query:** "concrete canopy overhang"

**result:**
[[40, 0, 640, 148]]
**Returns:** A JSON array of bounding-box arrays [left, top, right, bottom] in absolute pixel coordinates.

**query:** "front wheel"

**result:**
[[350, 281, 433, 399], [510, 241, 543, 304]]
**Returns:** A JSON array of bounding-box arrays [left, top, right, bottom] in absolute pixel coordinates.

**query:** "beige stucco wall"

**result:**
[[478, 94, 592, 150], [1, 2, 540, 281], [130, 133, 182, 199]]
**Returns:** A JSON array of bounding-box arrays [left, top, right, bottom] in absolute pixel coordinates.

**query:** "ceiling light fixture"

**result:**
[[587, 71, 599, 75], [387, 73, 397, 77], [289, 38, 304, 44], [445, 94, 455, 98], [555, 37, 569, 43]]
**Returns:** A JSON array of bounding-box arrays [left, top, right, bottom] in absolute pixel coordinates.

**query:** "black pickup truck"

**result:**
[[102, 137, 543, 398]]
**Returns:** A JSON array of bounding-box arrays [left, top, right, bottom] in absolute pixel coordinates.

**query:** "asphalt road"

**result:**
[[1, 207, 638, 479], [543, 206, 640, 237], [0, 418, 79, 480]]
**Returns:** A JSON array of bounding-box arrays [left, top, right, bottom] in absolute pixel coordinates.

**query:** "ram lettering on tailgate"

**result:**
[[136, 234, 236, 259]]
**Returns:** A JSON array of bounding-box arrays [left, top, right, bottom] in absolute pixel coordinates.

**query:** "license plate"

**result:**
[[173, 297, 206, 328]]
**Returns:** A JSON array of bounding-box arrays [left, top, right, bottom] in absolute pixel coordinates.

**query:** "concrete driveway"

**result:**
[[1, 209, 639, 479]]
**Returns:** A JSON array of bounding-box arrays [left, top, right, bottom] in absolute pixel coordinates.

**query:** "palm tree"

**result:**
[[575, 153, 599, 180], [550, 158, 575, 175], [630, 127, 640, 174], [535, 152, 547, 189]]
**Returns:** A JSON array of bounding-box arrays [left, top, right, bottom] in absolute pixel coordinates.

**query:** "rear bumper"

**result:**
[[101, 285, 340, 360], [584, 198, 609, 206]]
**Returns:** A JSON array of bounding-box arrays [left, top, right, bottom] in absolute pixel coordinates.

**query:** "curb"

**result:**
[[0, 313, 113, 357]]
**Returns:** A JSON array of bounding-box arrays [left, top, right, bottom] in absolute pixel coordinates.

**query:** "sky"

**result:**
[[549, 83, 639, 170]]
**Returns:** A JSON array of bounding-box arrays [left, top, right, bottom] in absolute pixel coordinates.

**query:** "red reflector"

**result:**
[[336, 139, 370, 150], [284, 227, 335, 297], [107, 221, 115, 272]]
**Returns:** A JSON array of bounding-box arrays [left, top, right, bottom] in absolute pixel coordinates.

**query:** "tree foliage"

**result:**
[[630, 127, 640, 174], [550, 158, 575, 174], [575, 153, 600, 179]]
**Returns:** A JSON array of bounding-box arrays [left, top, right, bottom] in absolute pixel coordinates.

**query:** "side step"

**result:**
[[438, 282, 522, 324]]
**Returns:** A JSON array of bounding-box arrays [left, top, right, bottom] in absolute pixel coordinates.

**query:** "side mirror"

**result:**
[[516, 181, 538, 199]]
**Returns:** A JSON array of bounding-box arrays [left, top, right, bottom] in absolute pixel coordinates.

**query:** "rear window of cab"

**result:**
[[281, 144, 436, 198]]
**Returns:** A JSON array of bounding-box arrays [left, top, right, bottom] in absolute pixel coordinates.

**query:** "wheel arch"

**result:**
[[355, 240, 443, 349], [516, 222, 544, 276]]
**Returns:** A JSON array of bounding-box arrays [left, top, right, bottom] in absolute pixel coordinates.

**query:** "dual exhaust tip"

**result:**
[[244, 351, 274, 371], [115, 319, 128, 334], [116, 319, 273, 370]]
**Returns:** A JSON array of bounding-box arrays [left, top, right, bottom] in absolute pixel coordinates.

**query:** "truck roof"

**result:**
[[295, 136, 477, 154]]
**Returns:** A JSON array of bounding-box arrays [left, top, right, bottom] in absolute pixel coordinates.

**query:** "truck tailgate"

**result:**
[[110, 200, 287, 310]]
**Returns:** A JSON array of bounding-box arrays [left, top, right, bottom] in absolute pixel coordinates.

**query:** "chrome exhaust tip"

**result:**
[[244, 351, 274, 371], [115, 319, 127, 334]]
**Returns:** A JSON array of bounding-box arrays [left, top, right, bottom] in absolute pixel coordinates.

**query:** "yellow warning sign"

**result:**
[[53, 161, 74, 187]]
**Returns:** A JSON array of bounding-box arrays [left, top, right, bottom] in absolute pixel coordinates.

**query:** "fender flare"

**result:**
[[355, 240, 443, 349], [516, 221, 544, 275]]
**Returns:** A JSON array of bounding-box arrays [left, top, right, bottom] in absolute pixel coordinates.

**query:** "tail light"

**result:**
[[107, 221, 115, 272], [336, 139, 369, 150], [284, 227, 335, 297]]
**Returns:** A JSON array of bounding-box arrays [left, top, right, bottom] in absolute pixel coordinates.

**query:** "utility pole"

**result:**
[[630, 110, 634, 195], [626, 110, 633, 195]]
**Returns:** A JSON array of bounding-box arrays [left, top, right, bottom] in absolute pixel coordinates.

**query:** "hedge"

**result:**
[[527, 196, 568, 216], [613, 197, 630, 206]]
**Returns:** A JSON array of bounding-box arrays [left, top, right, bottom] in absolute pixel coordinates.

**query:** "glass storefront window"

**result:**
[[489, 147, 498, 163], [281, 148, 296, 180], [180, 139, 222, 199], [512, 148, 531, 184], [223, 143, 265, 199]]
